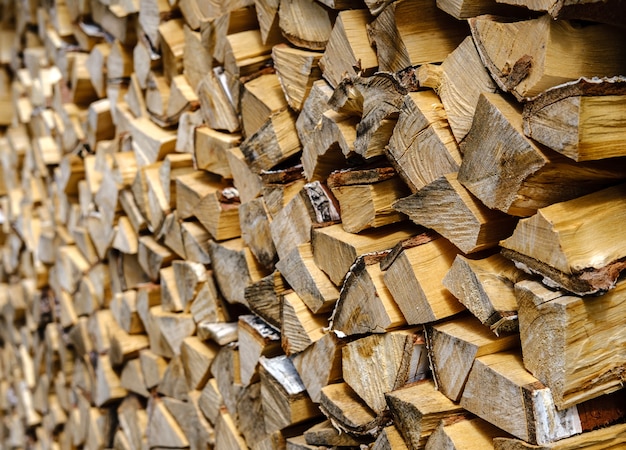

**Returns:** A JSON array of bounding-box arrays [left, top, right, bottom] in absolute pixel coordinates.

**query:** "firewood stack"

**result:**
[[1, 0, 626, 448]]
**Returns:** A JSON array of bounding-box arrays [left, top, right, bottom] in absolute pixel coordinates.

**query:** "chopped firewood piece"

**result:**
[[469, 14, 626, 100], [461, 350, 626, 445], [272, 44, 322, 111], [343, 329, 429, 414], [368, 0, 468, 72], [458, 92, 626, 217], [501, 183, 626, 295], [330, 251, 406, 336], [238, 314, 282, 386], [319, 9, 377, 88], [427, 315, 519, 402], [394, 173, 517, 254], [260, 355, 320, 433], [281, 291, 328, 355], [425, 417, 510, 450], [443, 254, 526, 335], [517, 279, 626, 410], [319, 382, 386, 437], [386, 379, 468, 449], [278, 0, 332, 51], [311, 222, 417, 286], [387, 90, 462, 192], [383, 233, 465, 325], [522, 76, 626, 161]]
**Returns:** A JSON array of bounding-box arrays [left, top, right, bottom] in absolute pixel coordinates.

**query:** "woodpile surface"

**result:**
[[0, 0, 625, 449]]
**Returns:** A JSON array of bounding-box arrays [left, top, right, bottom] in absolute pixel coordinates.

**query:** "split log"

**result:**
[[239, 197, 277, 269], [276, 243, 339, 314], [291, 332, 345, 404], [208, 238, 270, 307], [457, 92, 626, 217], [368, 0, 468, 72], [281, 291, 328, 356], [241, 73, 289, 138], [495, 0, 626, 27], [427, 315, 519, 402], [394, 173, 517, 254], [460, 350, 626, 445], [469, 14, 626, 100], [327, 166, 410, 234], [244, 271, 289, 329], [311, 222, 417, 286], [382, 233, 465, 325], [330, 252, 406, 336], [259, 355, 320, 434], [278, 0, 332, 51], [272, 44, 322, 111], [386, 90, 462, 193], [270, 181, 339, 262], [516, 279, 626, 410], [437, 35, 498, 144], [342, 328, 429, 415], [238, 314, 281, 387], [500, 183, 626, 295], [425, 417, 510, 450], [240, 108, 301, 173], [194, 126, 241, 179], [319, 9, 377, 88], [385, 379, 468, 450], [522, 76, 626, 162], [371, 426, 409, 450], [319, 382, 387, 438], [493, 422, 626, 450], [304, 420, 362, 447], [442, 254, 526, 335]]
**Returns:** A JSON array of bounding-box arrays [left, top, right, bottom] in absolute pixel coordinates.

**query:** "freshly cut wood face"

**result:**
[[517, 279, 626, 410], [523, 76, 626, 161], [470, 14, 626, 100], [501, 183, 626, 295]]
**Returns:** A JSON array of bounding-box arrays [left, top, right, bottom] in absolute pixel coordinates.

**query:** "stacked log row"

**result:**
[[0, 0, 625, 449]]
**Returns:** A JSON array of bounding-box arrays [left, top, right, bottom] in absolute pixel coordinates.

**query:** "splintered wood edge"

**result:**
[[523, 76, 626, 115], [500, 248, 626, 296]]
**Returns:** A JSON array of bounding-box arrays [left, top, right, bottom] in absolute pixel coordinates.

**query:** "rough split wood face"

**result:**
[[1, 0, 626, 449]]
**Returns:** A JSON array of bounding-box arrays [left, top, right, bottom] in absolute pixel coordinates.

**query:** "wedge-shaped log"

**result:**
[[330, 252, 406, 336], [368, 0, 468, 72], [469, 14, 626, 100], [311, 222, 417, 286], [385, 379, 467, 449], [386, 90, 462, 192], [343, 328, 429, 415], [383, 234, 465, 325], [176, 171, 241, 241], [438, 36, 498, 143], [319, 9, 377, 88], [522, 76, 626, 162], [328, 166, 410, 234], [278, 0, 332, 50], [427, 315, 519, 402], [281, 292, 328, 355], [426, 417, 510, 450], [443, 254, 526, 335], [493, 422, 626, 450], [276, 243, 339, 314], [259, 355, 320, 434], [517, 279, 626, 410], [319, 382, 387, 437], [457, 92, 626, 217], [292, 332, 344, 404], [394, 173, 517, 254], [272, 44, 322, 111], [240, 109, 301, 173], [501, 183, 626, 295], [460, 350, 626, 445]]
